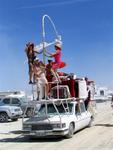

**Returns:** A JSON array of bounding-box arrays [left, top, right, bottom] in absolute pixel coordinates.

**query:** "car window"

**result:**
[[80, 102, 86, 113], [75, 103, 81, 115], [12, 98, 20, 105], [3, 98, 10, 104], [37, 103, 73, 116], [20, 98, 28, 103]]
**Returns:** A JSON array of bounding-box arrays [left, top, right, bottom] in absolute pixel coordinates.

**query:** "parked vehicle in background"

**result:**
[[0, 91, 25, 99], [94, 86, 112, 103], [0, 94, 34, 117], [0, 105, 22, 122]]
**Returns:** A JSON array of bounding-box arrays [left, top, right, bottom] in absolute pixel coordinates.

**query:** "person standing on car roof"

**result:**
[[45, 42, 66, 82], [33, 57, 49, 100], [25, 42, 43, 84]]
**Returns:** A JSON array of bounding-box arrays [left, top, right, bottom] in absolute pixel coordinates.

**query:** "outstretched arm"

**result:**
[[45, 50, 59, 57], [34, 50, 43, 54], [44, 53, 51, 58], [44, 50, 52, 57], [45, 50, 52, 55]]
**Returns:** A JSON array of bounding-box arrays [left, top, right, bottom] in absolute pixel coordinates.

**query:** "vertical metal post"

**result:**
[[42, 15, 46, 65], [42, 14, 60, 64], [32, 84, 35, 101], [57, 82, 59, 99], [42, 14, 62, 99]]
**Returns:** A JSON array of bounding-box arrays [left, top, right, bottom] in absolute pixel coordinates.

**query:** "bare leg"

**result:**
[[36, 83, 40, 100], [55, 71, 61, 82], [29, 64, 33, 84], [51, 69, 61, 82], [37, 91, 40, 100], [45, 84, 49, 99], [29, 72, 33, 83], [48, 83, 52, 93]]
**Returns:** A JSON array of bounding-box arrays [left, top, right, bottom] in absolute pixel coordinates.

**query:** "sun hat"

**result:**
[[55, 41, 62, 49]]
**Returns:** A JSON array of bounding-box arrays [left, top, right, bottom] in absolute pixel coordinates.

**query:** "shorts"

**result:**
[[36, 73, 48, 85]]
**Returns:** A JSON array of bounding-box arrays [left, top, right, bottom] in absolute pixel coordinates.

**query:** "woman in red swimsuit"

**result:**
[[46, 42, 66, 71]]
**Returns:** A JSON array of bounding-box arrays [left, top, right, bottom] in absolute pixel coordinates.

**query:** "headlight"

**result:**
[[8, 108, 15, 112], [62, 123, 66, 128], [52, 123, 66, 128], [14, 108, 21, 112], [52, 124, 61, 128], [9, 108, 20, 112]]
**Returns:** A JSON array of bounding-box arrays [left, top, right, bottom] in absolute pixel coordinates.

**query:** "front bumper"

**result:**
[[22, 129, 68, 137], [9, 111, 23, 119], [10, 115, 21, 119]]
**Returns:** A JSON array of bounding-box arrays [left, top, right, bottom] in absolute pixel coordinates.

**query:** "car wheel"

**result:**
[[0, 112, 8, 122], [66, 123, 74, 138], [11, 118, 18, 121], [26, 108, 33, 117]]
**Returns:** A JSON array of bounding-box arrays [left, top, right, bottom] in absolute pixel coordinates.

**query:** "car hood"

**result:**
[[24, 114, 72, 124], [0, 105, 21, 109]]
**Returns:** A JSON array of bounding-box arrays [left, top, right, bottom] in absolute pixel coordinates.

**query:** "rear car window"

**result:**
[[3, 98, 10, 104]]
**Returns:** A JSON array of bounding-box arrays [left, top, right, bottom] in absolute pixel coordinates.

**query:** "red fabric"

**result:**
[[51, 48, 66, 70], [52, 61, 66, 70], [61, 79, 75, 97], [59, 61, 66, 68], [51, 79, 76, 97], [68, 79, 75, 97], [58, 72, 68, 76], [53, 49, 61, 64], [46, 75, 53, 82]]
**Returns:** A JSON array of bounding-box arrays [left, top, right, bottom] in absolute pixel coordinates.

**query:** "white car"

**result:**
[[22, 99, 93, 138], [0, 105, 23, 122]]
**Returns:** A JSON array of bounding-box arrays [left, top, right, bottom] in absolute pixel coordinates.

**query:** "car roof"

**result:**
[[28, 98, 84, 106]]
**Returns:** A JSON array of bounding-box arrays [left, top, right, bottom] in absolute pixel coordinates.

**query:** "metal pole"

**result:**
[[42, 15, 46, 65], [31, 84, 35, 101], [42, 14, 61, 64], [42, 14, 61, 99]]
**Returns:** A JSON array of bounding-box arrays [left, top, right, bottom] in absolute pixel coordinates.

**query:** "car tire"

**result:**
[[66, 123, 74, 138], [0, 112, 8, 122], [11, 118, 18, 121]]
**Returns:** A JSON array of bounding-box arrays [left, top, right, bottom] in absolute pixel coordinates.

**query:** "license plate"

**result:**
[[35, 131, 45, 136]]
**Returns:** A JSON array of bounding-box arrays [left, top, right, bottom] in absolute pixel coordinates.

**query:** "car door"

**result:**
[[74, 103, 83, 131], [79, 102, 90, 128]]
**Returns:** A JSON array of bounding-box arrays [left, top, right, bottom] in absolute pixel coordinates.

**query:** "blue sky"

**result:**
[[0, 0, 113, 92]]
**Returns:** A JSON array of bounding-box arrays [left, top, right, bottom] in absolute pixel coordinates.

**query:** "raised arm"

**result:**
[[45, 50, 52, 55], [45, 50, 59, 57], [34, 50, 43, 54], [44, 50, 52, 57]]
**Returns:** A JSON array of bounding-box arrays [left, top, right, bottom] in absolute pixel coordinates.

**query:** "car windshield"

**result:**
[[20, 98, 28, 103], [35, 103, 73, 116]]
